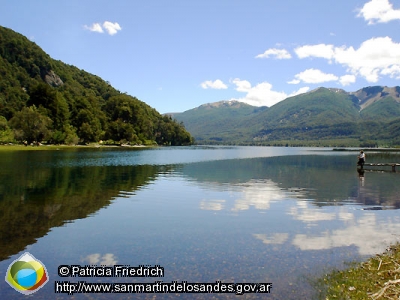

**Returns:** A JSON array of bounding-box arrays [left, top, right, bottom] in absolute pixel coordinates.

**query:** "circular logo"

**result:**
[[5, 252, 49, 295]]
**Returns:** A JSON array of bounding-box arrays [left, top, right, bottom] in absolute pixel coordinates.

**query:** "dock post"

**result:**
[[392, 164, 396, 172]]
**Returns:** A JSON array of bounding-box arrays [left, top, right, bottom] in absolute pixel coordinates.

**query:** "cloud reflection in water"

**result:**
[[199, 200, 226, 211], [82, 253, 118, 266], [198, 177, 400, 256], [232, 179, 296, 211], [253, 233, 289, 245]]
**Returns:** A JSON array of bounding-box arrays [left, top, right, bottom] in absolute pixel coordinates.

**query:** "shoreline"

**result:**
[[318, 243, 400, 299], [2, 143, 400, 152], [0, 143, 152, 151]]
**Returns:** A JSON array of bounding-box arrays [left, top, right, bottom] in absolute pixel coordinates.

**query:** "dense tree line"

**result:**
[[0, 26, 193, 145]]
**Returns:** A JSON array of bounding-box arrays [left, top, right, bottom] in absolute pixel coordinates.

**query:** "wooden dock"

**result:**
[[361, 163, 400, 172]]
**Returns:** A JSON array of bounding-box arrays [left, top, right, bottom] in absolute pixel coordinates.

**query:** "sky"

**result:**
[[1, 0, 400, 113]]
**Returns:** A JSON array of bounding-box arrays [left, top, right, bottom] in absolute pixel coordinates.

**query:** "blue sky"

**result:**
[[1, 0, 400, 113]]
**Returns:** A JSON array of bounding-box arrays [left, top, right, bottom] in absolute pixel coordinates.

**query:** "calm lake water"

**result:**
[[1, 146, 400, 299]]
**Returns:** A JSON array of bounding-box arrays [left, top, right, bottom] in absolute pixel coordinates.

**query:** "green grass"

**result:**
[[318, 243, 400, 299], [0, 144, 69, 151], [0, 143, 152, 151]]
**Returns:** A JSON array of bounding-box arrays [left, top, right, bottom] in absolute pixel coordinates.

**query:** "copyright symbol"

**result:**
[[58, 265, 70, 277]]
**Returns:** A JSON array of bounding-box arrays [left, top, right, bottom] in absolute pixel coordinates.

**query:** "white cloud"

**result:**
[[231, 78, 251, 92], [381, 65, 400, 79], [232, 81, 286, 107], [201, 79, 228, 89], [255, 48, 292, 59], [334, 36, 400, 82], [231, 78, 309, 107], [205, 37, 400, 106], [339, 74, 356, 86], [287, 79, 301, 84], [358, 0, 400, 24], [295, 37, 400, 83], [103, 21, 122, 35], [295, 44, 335, 60], [288, 86, 310, 97], [84, 23, 104, 33], [84, 21, 122, 35], [290, 68, 339, 84]]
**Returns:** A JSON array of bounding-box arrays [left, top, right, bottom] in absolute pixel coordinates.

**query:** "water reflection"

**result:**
[[253, 233, 289, 245], [181, 154, 400, 208], [83, 253, 118, 266], [0, 151, 169, 260], [1, 148, 400, 299], [199, 200, 225, 211], [291, 206, 400, 255], [232, 180, 290, 211], [288, 202, 336, 223], [181, 154, 400, 257]]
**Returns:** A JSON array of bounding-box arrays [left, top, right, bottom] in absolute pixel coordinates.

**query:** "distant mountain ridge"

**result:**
[[171, 86, 400, 146], [350, 86, 400, 110], [168, 100, 267, 143]]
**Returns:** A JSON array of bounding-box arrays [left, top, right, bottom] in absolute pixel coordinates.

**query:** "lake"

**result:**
[[1, 146, 399, 299]]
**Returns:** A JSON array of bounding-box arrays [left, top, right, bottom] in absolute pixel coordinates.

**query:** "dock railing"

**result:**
[[362, 163, 400, 172]]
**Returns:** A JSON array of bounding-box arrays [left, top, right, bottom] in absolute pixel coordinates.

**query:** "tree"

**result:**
[[28, 82, 70, 131], [0, 116, 14, 143], [9, 106, 52, 143], [75, 109, 104, 143], [106, 119, 139, 143]]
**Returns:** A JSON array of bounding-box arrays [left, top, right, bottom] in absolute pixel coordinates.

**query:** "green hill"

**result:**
[[0, 26, 193, 146], [360, 96, 400, 121], [253, 88, 361, 141], [168, 100, 267, 143], [172, 87, 400, 146]]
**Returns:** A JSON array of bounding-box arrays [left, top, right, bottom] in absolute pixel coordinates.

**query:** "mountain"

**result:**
[[172, 86, 400, 146], [0, 26, 193, 145], [168, 100, 267, 142], [351, 86, 400, 110]]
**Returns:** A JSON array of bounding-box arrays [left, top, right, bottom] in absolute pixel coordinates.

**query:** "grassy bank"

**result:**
[[319, 243, 400, 299], [0, 144, 76, 151], [0, 144, 150, 151]]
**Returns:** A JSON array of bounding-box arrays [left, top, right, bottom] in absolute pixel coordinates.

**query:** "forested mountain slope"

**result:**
[[168, 100, 267, 143], [172, 87, 400, 146], [0, 26, 193, 145]]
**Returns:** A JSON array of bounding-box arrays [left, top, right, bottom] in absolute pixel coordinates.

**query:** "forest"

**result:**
[[0, 26, 193, 146]]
